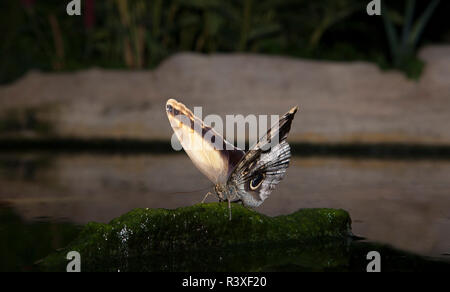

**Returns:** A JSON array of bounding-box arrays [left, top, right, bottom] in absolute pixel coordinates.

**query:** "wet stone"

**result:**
[[38, 203, 352, 271]]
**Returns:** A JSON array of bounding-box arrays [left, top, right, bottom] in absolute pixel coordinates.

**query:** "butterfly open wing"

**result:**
[[166, 99, 245, 184], [227, 106, 298, 207]]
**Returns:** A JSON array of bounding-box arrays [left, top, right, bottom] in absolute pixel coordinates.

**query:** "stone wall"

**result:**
[[1, 45, 449, 144]]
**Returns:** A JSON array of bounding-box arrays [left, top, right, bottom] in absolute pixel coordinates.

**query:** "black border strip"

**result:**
[[0, 138, 449, 159]]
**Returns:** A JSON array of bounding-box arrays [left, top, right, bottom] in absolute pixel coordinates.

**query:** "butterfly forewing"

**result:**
[[166, 99, 245, 184]]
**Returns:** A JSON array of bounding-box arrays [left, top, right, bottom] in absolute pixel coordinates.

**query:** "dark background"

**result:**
[[1, 0, 450, 271], [1, 0, 449, 84]]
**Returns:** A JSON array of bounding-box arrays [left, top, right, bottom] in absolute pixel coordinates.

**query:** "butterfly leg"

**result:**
[[228, 197, 232, 221], [201, 192, 213, 204]]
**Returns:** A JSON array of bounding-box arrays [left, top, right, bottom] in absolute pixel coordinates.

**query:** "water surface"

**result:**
[[0, 153, 449, 270]]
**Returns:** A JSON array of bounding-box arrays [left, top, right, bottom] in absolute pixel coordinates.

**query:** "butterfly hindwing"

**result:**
[[228, 106, 298, 207]]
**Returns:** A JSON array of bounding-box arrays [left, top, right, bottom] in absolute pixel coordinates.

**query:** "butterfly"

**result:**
[[166, 98, 298, 220]]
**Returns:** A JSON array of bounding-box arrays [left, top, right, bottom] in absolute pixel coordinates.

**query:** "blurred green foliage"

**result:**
[[382, 0, 440, 79], [0, 0, 448, 84]]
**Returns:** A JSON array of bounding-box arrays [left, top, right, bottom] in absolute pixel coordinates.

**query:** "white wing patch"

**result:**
[[166, 99, 245, 184]]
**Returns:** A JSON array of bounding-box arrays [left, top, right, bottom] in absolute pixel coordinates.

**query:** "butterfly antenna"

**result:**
[[168, 184, 214, 195]]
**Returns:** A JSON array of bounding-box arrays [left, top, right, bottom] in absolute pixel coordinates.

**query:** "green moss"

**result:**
[[37, 204, 450, 272], [38, 203, 352, 271]]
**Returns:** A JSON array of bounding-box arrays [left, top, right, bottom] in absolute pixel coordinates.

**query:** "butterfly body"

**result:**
[[166, 99, 298, 218], [212, 181, 261, 208]]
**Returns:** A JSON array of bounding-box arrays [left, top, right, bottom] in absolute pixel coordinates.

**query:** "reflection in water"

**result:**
[[0, 153, 449, 261], [0, 203, 80, 272]]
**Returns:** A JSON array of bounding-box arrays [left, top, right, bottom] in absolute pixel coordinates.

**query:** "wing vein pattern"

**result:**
[[228, 106, 298, 207]]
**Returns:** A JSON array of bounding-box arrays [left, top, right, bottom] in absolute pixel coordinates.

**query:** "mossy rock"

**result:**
[[39, 203, 352, 271]]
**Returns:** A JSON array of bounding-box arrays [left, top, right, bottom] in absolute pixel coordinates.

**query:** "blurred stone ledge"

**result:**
[[0, 45, 449, 145]]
